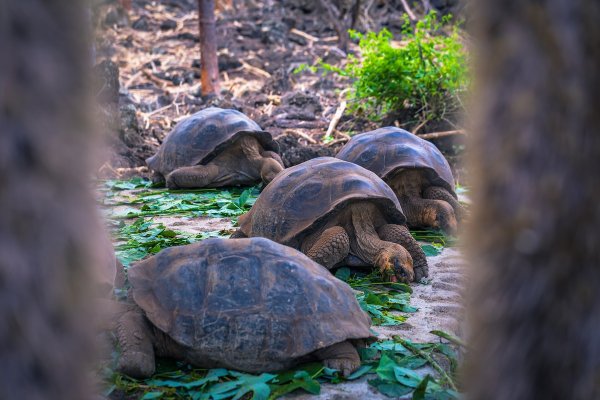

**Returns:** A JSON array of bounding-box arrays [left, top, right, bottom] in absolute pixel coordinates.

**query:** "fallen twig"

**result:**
[[417, 130, 466, 140], [241, 61, 271, 78], [286, 129, 317, 144], [290, 28, 320, 43], [326, 99, 347, 138], [400, 0, 417, 21]]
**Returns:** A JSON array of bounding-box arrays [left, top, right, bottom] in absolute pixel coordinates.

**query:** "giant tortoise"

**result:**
[[146, 107, 284, 189], [336, 127, 464, 234], [233, 157, 428, 282], [113, 237, 371, 378]]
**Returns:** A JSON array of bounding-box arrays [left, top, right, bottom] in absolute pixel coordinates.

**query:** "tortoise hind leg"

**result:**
[[313, 341, 360, 377], [303, 226, 350, 269], [166, 164, 219, 189], [423, 186, 466, 221], [378, 224, 429, 281], [115, 305, 156, 378]]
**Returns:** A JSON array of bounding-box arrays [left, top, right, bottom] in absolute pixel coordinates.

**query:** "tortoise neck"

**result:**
[[349, 202, 386, 264]]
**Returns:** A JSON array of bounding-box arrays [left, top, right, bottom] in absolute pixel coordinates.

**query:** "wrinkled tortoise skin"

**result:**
[[146, 107, 278, 176], [128, 237, 371, 372], [336, 127, 457, 198], [237, 157, 407, 247]]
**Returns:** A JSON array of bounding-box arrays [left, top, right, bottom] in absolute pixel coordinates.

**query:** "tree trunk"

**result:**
[[466, 1, 600, 399], [0, 1, 104, 399], [198, 0, 220, 96]]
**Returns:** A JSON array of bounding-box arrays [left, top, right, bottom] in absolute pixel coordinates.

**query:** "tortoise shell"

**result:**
[[146, 107, 278, 176], [336, 127, 457, 198], [128, 237, 371, 370], [237, 157, 406, 247]]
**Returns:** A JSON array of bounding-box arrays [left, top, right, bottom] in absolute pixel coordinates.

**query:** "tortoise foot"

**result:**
[[315, 341, 360, 377]]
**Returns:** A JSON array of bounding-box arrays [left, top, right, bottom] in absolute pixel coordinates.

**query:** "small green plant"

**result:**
[[318, 12, 468, 126]]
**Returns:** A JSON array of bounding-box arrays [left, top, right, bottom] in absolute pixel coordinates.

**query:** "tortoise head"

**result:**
[[432, 201, 458, 236], [375, 243, 415, 283], [260, 158, 284, 184]]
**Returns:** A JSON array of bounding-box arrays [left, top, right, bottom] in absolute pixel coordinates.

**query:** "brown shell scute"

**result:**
[[146, 107, 277, 176], [128, 237, 371, 366], [336, 127, 457, 197], [238, 157, 406, 246]]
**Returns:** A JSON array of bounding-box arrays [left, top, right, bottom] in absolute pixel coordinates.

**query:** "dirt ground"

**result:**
[[93, 0, 467, 181]]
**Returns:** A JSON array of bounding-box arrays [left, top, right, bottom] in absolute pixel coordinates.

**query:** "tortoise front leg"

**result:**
[[423, 186, 466, 221], [399, 195, 458, 235], [302, 226, 350, 269], [115, 304, 156, 378], [165, 164, 219, 189], [240, 136, 284, 184], [378, 224, 429, 281], [312, 340, 360, 377]]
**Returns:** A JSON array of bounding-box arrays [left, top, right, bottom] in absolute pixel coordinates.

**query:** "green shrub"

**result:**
[[320, 13, 468, 126]]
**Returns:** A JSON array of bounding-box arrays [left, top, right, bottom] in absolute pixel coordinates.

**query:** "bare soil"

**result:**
[[93, 0, 467, 181]]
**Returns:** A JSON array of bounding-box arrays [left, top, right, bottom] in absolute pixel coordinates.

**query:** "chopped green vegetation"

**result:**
[[104, 176, 155, 190], [411, 228, 457, 248], [102, 179, 462, 399], [336, 268, 416, 326], [104, 185, 259, 220], [108, 337, 460, 400], [111, 218, 226, 267]]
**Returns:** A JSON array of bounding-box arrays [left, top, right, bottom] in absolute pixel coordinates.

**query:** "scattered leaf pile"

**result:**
[[101, 178, 461, 399], [108, 337, 460, 400]]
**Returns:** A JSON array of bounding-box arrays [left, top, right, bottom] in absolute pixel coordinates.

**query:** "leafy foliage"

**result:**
[[336, 268, 416, 326], [111, 218, 224, 267], [314, 12, 468, 125], [102, 179, 463, 399], [104, 184, 259, 220], [109, 338, 460, 400]]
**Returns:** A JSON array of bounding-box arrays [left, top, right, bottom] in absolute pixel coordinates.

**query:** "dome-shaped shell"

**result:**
[[238, 157, 406, 247], [336, 127, 457, 198], [146, 107, 278, 176], [128, 237, 371, 370]]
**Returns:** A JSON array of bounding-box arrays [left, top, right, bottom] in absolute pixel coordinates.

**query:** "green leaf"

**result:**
[[375, 353, 398, 382], [159, 229, 177, 238], [396, 356, 428, 369], [216, 371, 276, 400], [421, 244, 442, 257], [148, 368, 228, 389], [269, 370, 321, 398], [358, 347, 378, 361], [140, 392, 163, 400], [412, 374, 431, 400], [368, 379, 413, 397], [346, 365, 373, 380], [393, 367, 423, 388], [335, 267, 351, 281]]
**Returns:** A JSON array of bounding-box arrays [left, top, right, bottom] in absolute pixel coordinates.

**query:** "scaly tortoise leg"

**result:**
[[115, 304, 156, 379], [312, 340, 361, 377], [399, 195, 458, 235], [239, 136, 284, 184], [165, 164, 219, 189], [423, 186, 466, 221], [303, 226, 350, 269], [378, 224, 429, 281]]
